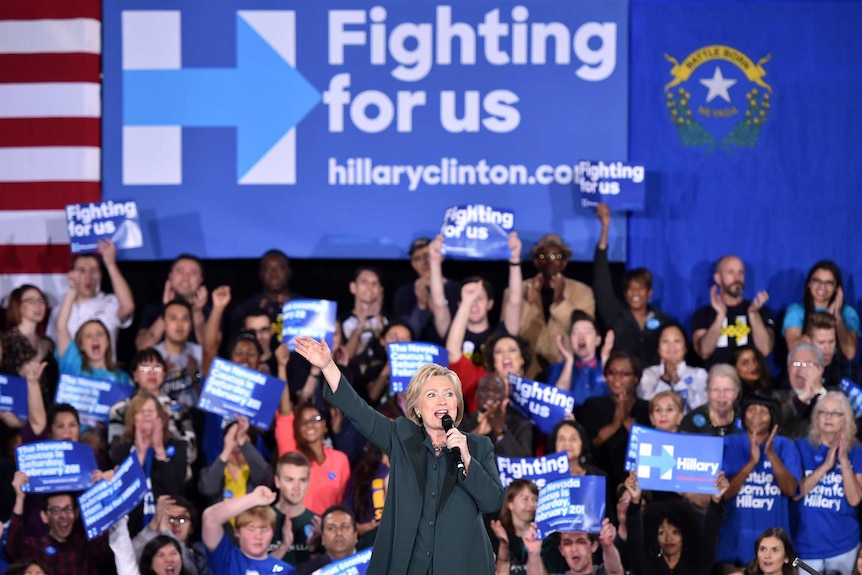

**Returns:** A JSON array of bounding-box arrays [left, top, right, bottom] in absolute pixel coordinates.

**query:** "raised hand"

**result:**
[[712, 471, 730, 503], [97, 238, 117, 267], [555, 333, 574, 363], [293, 336, 334, 370], [508, 232, 522, 263], [275, 342, 290, 367], [550, 272, 566, 304], [596, 203, 611, 229], [597, 518, 617, 547], [162, 279, 176, 305], [710, 285, 727, 315], [19, 360, 47, 381], [429, 234, 445, 264], [211, 285, 230, 310], [624, 470, 641, 504], [193, 284, 209, 312], [600, 330, 615, 366], [489, 519, 509, 546], [748, 290, 769, 313], [235, 415, 250, 446], [251, 485, 277, 506], [828, 286, 844, 316]]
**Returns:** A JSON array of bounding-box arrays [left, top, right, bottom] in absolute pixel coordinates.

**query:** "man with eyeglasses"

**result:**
[[507, 233, 595, 377], [6, 472, 110, 575], [776, 342, 827, 439]]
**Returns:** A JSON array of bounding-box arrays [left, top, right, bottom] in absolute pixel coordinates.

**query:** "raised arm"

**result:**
[[202, 485, 276, 551], [135, 281, 173, 350], [503, 232, 523, 336], [831, 288, 858, 360], [747, 291, 775, 358], [599, 518, 624, 575], [202, 285, 230, 377], [55, 271, 79, 356], [98, 239, 135, 324], [445, 282, 482, 364], [593, 203, 624, 326], [22, 361, 48, 436], [293, 337, 342, 394], [694, 286, 727, 360], [428, 235, 452, 339]]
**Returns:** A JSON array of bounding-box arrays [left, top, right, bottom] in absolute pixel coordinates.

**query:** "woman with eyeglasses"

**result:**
[[793, 391, 862, 574], [576, 350, 650, 491], [108, 348, 197, 469], [783, 260, 859, 361], [1, 285, 59, 407]]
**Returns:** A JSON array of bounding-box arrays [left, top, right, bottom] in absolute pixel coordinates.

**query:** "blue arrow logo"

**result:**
[[640, 445, 675, 479], [123, 11, 321, 183]]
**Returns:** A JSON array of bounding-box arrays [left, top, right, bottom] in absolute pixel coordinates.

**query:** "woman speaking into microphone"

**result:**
[[294, 336, 503, 575]]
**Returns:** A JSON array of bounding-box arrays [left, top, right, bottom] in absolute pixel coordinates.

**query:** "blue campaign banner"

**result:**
[[282, 299, 337, 351], [535, 476, 606, 539], [440, 204, 514, 260], [198, 358, 286, 430], [575, 160, 646, 211], [101, 0, 629, 263], [387, 342, 447, 394], [626, 425, 723, 494], [16, 441, 98, 494], [0, 374, 28, 420], [316, 548, 373, 575], [508, 374, 575, 434], [497, 451, 570, 490], [55, 374, 135, 428], [65, 201, 144, 254], [79, 452, 148, 540], [840, 379, 862, 419]]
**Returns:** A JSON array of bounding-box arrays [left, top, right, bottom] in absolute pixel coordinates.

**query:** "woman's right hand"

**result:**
[[489, 519, 509, 546], [294, 336, 334, 369], [624, 470, 642, 504]]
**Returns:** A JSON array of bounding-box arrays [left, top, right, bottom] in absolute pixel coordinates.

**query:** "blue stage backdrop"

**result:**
[[102, 0, 630, 261], [627, 0, 862, 333]]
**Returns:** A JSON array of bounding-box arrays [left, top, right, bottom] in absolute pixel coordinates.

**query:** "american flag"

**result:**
[[0, 0, 101, 304]]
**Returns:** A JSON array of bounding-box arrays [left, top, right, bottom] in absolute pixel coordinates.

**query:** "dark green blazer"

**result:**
[[324, 375, 504, 575]]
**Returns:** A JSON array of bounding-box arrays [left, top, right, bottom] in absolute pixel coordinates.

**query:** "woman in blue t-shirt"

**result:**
[[783, 260, 859, 361], [794, 391, 862, 574]]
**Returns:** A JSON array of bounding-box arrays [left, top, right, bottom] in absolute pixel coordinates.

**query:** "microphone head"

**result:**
[[441, 414, 455, 431]]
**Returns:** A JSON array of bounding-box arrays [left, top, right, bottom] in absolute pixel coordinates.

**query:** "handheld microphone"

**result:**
[[441, 414, 466, 477], [792, 557, 824, 575]]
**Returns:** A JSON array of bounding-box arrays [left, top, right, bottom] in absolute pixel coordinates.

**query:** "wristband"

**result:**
[[509, 261, 521, 266]]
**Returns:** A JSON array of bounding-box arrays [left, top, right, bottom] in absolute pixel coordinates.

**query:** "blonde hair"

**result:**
[[809, 391, 858, 447], [121, 391, 170, 444], [649, 390, 684, 414], [403, 364, 465, 427], [236, 505, 276, 530]]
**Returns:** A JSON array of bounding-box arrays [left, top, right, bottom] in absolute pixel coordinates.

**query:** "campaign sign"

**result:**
[[316, 547, 373, 575], [575, 161, 646, 211], [508, 374, 575, 434], [198, 358, 286, 430], [497, 451, 570, 490], [55, 374, 135, 428], [387, 342, 447, 394], [626, 425, 723, 494], [440, 204, 514, 260], [840, 378, 862, 418], [0, 374, 28, 420], [535, 476, 606, 539], [65, 200, 144, 254], [282, 299, 337, 351], [16, 441, 98, 494], [79, 452, 148, 540]]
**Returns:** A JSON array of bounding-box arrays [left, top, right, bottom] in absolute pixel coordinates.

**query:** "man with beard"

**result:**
[[6, 474, 111, 575], [295, 506, 358, 575], [692, 254, 774, 367]]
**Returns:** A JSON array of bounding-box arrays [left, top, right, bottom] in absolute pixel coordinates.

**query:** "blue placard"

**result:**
[[626, 425, 723, 494], [508, 374, 575, 434], [387, 342, 448, 394], [16, 441, 98, 494], [497, 451, 570, 490], [316, 548, 373, 575], [840, 378, 862, 419], [440, 204, 514, 260], [55, 374, 135, 428], [0, 374, 28, 420], [79, 452, 148, 540], [576, 160, 645, 211], [198, 358, 286, 430], [65, 200, 144, 254], [535, 476, 606, 539], [282, 299, 337, 351], [101, 1, 629, 263]]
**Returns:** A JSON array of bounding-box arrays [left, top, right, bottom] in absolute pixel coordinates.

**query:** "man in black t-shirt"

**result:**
[[692, 254, 774, 367], [268, 452, 318, 567]]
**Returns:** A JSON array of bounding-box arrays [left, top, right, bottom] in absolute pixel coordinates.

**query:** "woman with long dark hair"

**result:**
[[783, 260, 859, 361], [488, 479, 538, 575], [743, 528, 797, 575], [292, 402, 350, 515], [1, 285, 58, 404]]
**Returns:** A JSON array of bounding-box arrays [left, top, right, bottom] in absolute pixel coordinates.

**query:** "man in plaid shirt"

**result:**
[[6, 471, 112, 575]]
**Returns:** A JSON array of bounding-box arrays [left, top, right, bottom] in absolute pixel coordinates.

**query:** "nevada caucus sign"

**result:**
[[101, 1, 629, 261]]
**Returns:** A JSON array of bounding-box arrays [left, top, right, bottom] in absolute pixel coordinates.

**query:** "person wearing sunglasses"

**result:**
[[509, 233, 595, 378], [576, 350, 650, 490]]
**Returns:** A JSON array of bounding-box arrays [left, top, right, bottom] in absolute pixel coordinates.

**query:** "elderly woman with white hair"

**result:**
[[679, 363, 742, 437], [293, 335, 503, 575], [794, 390, 862, 575]]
